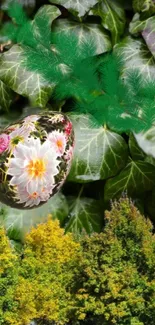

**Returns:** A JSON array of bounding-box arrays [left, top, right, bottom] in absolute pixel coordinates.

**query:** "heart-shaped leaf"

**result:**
[[104, 158, 155, 201], [67, 114, 128, 183], [90, 0, 126, 44], [0, 80, 14, 111], [0, 45, 54, 107], [32, 5, 61, 48], [52, 19, 112, 55], [115, 36, 155, 80], [49, 0, 98, 18], [0, 192, 69, 241], [65, 195, 103, 234]]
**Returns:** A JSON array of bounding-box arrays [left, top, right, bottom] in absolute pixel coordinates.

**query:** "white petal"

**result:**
[[9, 176, 18, 186], [9, 158, 24, 168], [27, 179, 39, 194], [7, 168, 21, 176]]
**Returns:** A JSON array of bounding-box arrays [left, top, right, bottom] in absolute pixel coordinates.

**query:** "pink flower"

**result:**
[[47, 130, 66, 157], [64, 121, 72, 137], [0, 134, 10, 154]]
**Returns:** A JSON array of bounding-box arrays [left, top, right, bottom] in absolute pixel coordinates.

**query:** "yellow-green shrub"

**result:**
[[74, 198, 155, 325], [0, 227, 19, 325], [0, 217, 81, 325], [16, 217, 81, 325]]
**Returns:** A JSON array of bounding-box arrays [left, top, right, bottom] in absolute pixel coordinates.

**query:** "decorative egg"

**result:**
[[0, 112, 74, 209]]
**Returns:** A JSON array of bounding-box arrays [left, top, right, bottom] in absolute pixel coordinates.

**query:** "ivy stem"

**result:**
[[78, 185, 84, 199]]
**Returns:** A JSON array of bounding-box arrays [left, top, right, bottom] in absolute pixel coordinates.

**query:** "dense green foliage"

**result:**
[[1, 0, 155, 234], [74, 197, 155, 325], [1, 199, 155, 324]]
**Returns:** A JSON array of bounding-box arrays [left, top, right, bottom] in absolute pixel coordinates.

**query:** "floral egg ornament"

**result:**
[[0, 112, 74, 209]]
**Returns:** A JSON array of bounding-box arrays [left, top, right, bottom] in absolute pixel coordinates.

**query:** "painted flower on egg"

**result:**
[[0, 112, 74, 209]]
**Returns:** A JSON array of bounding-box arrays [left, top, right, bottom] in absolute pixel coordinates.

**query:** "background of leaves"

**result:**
[[1, 0, 155, 241]]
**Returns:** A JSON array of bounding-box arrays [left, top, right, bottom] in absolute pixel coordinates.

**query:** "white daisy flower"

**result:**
[[47, 130, 66, 157], [7, 137, 60, 197], [15, 184, 54, 207]]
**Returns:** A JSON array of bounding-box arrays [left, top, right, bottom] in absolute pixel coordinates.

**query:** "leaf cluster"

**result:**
[[2, 2, 155, 134], [1, 0, 155, 229]]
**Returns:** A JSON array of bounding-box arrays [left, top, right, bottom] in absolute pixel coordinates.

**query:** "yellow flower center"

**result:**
[[56, 139, 63, 149], [27, 159, 46, 178]]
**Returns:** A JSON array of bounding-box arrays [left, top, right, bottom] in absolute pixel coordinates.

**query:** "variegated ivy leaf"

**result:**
[[115, 36, 155, 80], [0, 80, 14, 111], [134, 128, 155, 158], [130, 15, 155, 57], [0, 192, 68, 241], [49, 0, 98, 18], [52, 19, 111, 55], [90, 0, 126, 45], [0, 45, 54, 107], [67, 114, 128, 183], [104, 158, 155, 201], [65, 196, 103, 234], [32, 5, 61, 49]]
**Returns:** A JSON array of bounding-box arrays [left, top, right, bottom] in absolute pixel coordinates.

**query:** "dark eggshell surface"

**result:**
[[0, 112, 74, 209]]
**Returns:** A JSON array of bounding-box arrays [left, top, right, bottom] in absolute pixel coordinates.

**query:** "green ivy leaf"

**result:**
[[0, 193, 68, 241], [129, 13, 146, 34], [52, 19, 112, 55], [115, 36, 155, 80], [0, 45, 54, 107], [129, 133, 145, 160], [90, 0, 126, 45], [0, 112, 22, 129], [32, 5, 61, 48], [49, 0, 98, 18], [0, 80, 14, 111], [133, 0, 155, 17], [67, 115, 128, 183], [104, 158, 155, 201], [65, 196, 103, 234]]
